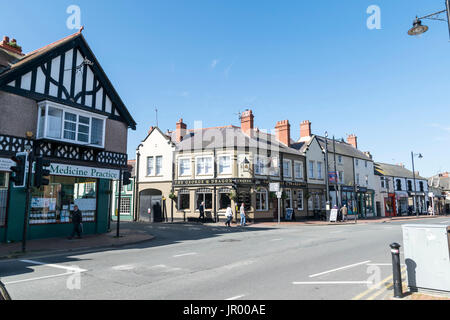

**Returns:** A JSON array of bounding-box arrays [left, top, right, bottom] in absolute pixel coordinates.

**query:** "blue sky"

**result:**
[[2, 0, 450, 177]]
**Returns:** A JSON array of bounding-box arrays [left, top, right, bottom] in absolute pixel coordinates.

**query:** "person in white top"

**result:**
[[240, 203, 246, 226], [225, 206, 233, 227]]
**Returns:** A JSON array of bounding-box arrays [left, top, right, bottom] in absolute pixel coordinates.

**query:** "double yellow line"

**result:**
[[352, 267, 407, 300]]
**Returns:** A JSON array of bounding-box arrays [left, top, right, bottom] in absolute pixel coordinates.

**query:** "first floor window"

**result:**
[[309, 161, 314, 178], [294, 161, 303, 179], [317, 162, 323, 179], [197, 157, 213, 175], [147, 157, 154, 176], [297, 190, 304, 210], [283, 160, 292, 178], [219, 155, 232, 174], [256, 189, 268, 211], [30, 176, 97, 225], [179, 158, 191, 176], [155, 156, 163, 175], [178, 190, 190, 210]]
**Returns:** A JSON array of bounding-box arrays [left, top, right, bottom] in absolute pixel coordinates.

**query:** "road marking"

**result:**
[[366, 263, 406, 267], [293, 281, 373, 285], [112, 264, 136, 271], [270, 238, 282, 241], [440, 220, 450, 224], [226, 294, 245, 300], [20, 259, 87, 272], [4, 272, 80, 285], [309, 260, 371, 278], [366, 269, 407, 300], [173, 252, 197, 258], [351, 267, 407, 300]]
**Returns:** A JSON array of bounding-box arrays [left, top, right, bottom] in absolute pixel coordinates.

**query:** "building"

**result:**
[[374, 163, 429, 217], [0, 30, 135, 242], [111, 160, 136, 222], [428, 172, 450, 214], [136, 110, 311, 222], [298, 121, 376, 218]]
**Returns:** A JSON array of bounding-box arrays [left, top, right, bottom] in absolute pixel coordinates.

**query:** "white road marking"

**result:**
[[309, 260, 371, 278], [112, 264, 136, 271], [20, 259, 87, 272], [4, 272, 79, 285], [270, 238, 282, 241], [293, 281, 373, 285], [173, 252, 197, 258], [439, 220, 449, 224], [226, 294, 245, 300], [367, 263, 406, 267], [221, 259, 255, 270]]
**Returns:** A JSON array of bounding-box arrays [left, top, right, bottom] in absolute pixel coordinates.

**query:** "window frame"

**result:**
[[297, 190, 304, 210], [308, 161, 315, 179], [255, 188, 268, 211], [218, 155, 232, 175], [294, 161, 304, 180], [178, 157, 192, 177], [283, 159, 292, 178], [196, 156, 214, 176], [36, 101, 107, 148]]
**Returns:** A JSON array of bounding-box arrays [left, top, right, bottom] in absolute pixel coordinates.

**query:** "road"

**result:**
[[1, 217, 449, 300]]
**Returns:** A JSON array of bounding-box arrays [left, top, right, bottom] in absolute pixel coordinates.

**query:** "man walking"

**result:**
[[225, 205, 233, 227], [69, 205, 83, 239], [198, 201, 205, 223], [340, 204, 348, 222], [240, 203, 246, 226]]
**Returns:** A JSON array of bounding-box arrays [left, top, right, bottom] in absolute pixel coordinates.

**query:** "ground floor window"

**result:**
[[219, 188, 231, 210], [196, 188, 212, 210], [178, 189, 190, 210], [0, 172, 8, 227], [256, 189, 268, 211], [116, 197, 131, 216], [297, 190, 304, 210], [30, 176, 97, 225], [284, 189, 292, 209], [342, 191, 355, 213]]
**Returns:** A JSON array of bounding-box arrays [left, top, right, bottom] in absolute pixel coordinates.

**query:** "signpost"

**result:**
[[276, 191, 282, 224]]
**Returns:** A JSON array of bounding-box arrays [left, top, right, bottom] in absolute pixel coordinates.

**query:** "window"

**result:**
[[218, 155, 232, 174], [355, 159, 359, 166], [381, 178, 385, 188], [338, 171, 344, 184], [255, 156, 267, 175], [147, 157, 154, 176], [314, 194, 321, 210], [256, 189, 268, 211], [294, 161, 303, 179], [338, 155, 342, 164], [196, 157, 213, 175], [407, 180, 412, 192], [365, 161, 368, 168], [155, 156, 162, 175], [284, 189, 292, 209], [356, 173, 360, 185], [297, 190, 304, 210], [419, 181, 424, 192], [30, 176, 97, 225], [283, 159, 292, 178], [117, 197, 131, 215], [309, 161, 314, 178], [178, 189, 190, 210], [219, 188, 231, 209], [365, 175, 369, 186], [37, 101, 105, 147], [196, 188, 212, 210], [179, 158, 191, 176], [317, 162, 323, 179], [396, 179, 402, 191]]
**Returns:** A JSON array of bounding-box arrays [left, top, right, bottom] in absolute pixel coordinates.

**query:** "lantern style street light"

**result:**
[[411, 152, 423, 217], [408, 1, 450, 39]]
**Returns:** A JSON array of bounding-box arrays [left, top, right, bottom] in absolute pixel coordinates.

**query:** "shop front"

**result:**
[[395, 191, 409, 216], [341, 186, 356, 215], [306, 185, 326, 219], [3, 162, 119, 242], [356, 187, 375, 218], [408, 191, 427, 214], [384, 193, 397, 217]]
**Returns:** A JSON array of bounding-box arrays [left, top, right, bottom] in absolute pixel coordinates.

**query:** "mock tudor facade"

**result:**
[[0, 30, 135, 242]]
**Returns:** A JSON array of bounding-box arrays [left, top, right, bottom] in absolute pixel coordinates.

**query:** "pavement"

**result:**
[[0, 222, 155, 260]]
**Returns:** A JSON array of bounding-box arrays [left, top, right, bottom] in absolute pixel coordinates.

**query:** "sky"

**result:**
[[1, 0, 450, 177]]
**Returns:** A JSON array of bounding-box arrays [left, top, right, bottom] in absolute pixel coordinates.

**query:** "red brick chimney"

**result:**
[[176, 119, 187, 142], [148, 126, 154, 135], [0, 36, 23, 55], [275, 120, 291, 147], [300, 120, 312, 139], [241, 109, 254, 134], [347, 134, 358, 149]]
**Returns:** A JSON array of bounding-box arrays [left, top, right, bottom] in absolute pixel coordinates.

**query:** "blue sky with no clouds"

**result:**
[[1, 0, 450, 177]]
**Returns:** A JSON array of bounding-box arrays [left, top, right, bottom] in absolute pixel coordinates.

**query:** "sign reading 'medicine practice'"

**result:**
[[50, 163, 120, 180]]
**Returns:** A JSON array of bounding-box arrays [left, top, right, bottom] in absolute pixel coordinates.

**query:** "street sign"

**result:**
[[270, 183, 280, 192], [276, 191, 282, 199]]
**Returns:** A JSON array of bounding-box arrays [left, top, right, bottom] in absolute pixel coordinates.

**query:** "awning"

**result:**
[[395, 191, 409, 198]]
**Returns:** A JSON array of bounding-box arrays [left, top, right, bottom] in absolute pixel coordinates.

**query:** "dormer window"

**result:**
[[37, 101, 106, 148]]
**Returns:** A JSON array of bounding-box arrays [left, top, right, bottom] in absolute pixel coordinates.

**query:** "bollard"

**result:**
[[390, 242, 403, 298]]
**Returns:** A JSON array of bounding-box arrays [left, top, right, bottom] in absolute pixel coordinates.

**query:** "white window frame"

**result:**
[[297, 190, 304, 210], [178, 157, 192, 177], [196, 156, 214, 176], [218, 155, 232, 175], [155, 156, 163, 176], [309, 161, 315, 179], [283, 159, 292, 178], [254, 156, 268, 176], [317, 161, 323, 179], [255, 188, 268, 211], [294, 161, 303, 180], [284, 189, 292, 208], [36, 100, 107, 148], [147, 156, 154, 176]]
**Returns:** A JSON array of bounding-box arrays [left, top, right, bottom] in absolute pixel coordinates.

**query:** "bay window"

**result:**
[[37, 101, 106, 147]]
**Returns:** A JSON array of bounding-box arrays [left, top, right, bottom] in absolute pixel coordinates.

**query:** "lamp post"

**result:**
[[324, 132, 330, 217], [408, 1, 450, 39], [411, 152, 423, 217]]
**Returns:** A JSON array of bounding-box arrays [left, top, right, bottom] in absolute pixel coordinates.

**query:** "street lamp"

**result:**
[[411, 152, 423, 217], [324, 132, 330, 215], [408, 1, 450, 39]]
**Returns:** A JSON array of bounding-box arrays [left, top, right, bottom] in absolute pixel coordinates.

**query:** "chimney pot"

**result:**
[[347, 134, 358, 149], [176, 119, 187, 142], [300, 120, 312, 138], [241, 109, 254, 135], [275, 120, 291, 147]]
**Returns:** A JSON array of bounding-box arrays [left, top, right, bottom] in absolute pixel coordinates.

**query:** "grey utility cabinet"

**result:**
[[402, 224, 450, 293]]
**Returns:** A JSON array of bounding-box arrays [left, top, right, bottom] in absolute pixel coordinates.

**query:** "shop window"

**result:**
[[178, 189, 190, 210], [219, 188, 231, 209], [117, 197, 131, 215], [297, 190, 304, 210], [256, 188, 268, 211], [284, 189, 292, 209], [196, 189, 212, 210], [37, 101, 105, 147], [308, 195, 313, 211], [30, 176, 97, 225]]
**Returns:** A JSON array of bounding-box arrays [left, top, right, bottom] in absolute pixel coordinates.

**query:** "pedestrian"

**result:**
[[240, 203, 246, 226], [340, 204, 348, 222], [225, 205, 233, 227], [198, 201, 205, 223], [68, 205, 83, 239]]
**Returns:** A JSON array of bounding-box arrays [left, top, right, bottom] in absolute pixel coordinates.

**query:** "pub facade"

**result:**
[[0, 30, 135, 242]]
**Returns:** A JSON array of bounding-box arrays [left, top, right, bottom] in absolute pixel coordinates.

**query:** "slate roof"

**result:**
[[374, 162, 427, 180], [315, 135, 372, 161]]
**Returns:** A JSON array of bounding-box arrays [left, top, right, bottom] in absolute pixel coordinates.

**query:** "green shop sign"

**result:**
[[50, 163, 120, 180]]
